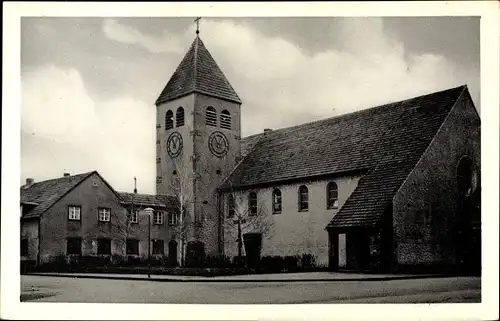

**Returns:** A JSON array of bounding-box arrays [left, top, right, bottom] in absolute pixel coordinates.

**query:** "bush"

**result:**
[[232, 256, 247, 268], [185, 241, 206, 267], [205, 255, 231, 268], [300, 254, 316, 269]]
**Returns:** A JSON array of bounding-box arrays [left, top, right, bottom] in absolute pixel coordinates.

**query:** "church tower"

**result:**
[[155, 31, 242, 256]]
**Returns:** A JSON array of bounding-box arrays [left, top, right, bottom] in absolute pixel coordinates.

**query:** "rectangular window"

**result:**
[[168, 212, 179, 226], [126, 239, 139, 255], [153, 211, 164, 225], [21, 239, 29, 256], [97, 238, 111, 255], [152, 239, 164, 255], [98, 208, 111, 222], [67, 237, 82, 255], [68, 206, 81, 220], [129, 209, 138, 224]]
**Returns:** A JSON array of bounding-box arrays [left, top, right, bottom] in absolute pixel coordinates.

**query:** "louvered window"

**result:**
[[220, 110, 231, 130], [165, 110, 174, 130], [176, 107, 185, 127], [206, 106, 217, 127]]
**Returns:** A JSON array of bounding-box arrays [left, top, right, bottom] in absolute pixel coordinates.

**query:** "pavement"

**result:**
[[26, 271, 450, 282], [20, 274, 481, 304]]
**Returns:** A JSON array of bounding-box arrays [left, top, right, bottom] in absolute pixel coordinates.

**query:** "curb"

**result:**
[[25, 273, 453, 283]]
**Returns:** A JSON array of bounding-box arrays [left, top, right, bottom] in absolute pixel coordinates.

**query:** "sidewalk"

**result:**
[[27, 271, 449, 282]]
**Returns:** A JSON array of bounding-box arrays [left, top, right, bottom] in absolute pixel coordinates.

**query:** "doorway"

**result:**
[[168, 240, 178, 266]]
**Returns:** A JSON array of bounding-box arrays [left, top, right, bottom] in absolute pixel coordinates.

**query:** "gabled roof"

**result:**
[[222, 86, 467, 191], [118, 192, 178, 209], [221, 85, 468, 226], [327, 86, 468, 228], [21, 171, 95, 219], [155, 36, 241, 105]]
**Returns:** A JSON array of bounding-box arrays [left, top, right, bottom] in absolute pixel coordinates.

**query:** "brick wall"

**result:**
[[21, 219, 39, 262], [393, 92, 481, 269]]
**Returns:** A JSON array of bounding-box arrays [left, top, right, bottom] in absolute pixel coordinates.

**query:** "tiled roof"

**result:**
[[155, 36, 241, 105], [20, 172, 95, 219], [222, 86, 468, 227], [118, 192, 178, 209]]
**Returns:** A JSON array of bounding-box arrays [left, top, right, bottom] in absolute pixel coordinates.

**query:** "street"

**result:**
[[21, 275, 481, 304]]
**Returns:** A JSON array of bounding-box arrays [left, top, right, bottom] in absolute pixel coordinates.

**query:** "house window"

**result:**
[[152, 239, 164, 255], [153, 211, 164, 225], [327, 182, 339, 209], [248, 191, 257, 216], [168, 212, 179, 226], [98, 208, 111, 222], [206, 106, 217, 127], [68, 206, 81, 220], [298, 185, 309, 211], [165, 110, 174, 130], [129, 209, 138, 224], [176, 107, 185, 127], [97, 238, 111, 255], [67, 237, 82, 255], [21, 239, 29, 256], [220, 109, 231, 130], [227, 194, 235, 218], [272, 189, 282, 214], [126, 239, 139, 255]]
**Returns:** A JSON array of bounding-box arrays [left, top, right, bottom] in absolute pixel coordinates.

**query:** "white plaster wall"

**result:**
[[223, 174, 362, 266]]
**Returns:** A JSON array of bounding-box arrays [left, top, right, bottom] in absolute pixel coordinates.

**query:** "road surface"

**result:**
[[21, 275, 480, 304]]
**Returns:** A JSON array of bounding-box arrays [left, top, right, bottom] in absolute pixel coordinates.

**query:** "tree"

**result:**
[[222, 183, 275, 258]]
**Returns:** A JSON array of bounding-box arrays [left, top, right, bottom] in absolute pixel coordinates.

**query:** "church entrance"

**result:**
[[168, 240, 178, 267], [243, 233, 262, 269], [328, 228, 371, 271]]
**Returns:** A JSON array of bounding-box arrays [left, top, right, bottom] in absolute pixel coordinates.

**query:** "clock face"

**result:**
[[208, 131, 229, 158], [167, 132, 183, 158]]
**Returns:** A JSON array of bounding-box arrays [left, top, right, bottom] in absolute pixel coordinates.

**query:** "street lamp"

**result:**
[[144, 207, 154, 279]]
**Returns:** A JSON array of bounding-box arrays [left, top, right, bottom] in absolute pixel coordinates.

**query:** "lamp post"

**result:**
[[144, 207, 154, 279]]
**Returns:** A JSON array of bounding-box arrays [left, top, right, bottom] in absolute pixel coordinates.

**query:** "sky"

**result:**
[[20, 17, 480, 195]]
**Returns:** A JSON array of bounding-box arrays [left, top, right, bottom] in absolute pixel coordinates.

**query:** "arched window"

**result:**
[[457, 155, 476, 197], [206, 106, 217, 127], [327, 182, 339, 209], [220, 109, 231, 130], [165, 110, 174, 130], [176, 107, 185, 127], [272, 189, 282, 214], [298, 185, 308, 211], [227, 194, 235, 218], [248, 191, 257, 216]]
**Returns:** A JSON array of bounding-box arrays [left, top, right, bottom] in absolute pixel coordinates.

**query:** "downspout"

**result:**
[[216, 190, 222, 254]]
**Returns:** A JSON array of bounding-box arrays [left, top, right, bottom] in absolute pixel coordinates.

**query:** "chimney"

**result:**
[[25, 178, 34, 187], [264, 128, 272, 133], [63, 173, 71, 177]]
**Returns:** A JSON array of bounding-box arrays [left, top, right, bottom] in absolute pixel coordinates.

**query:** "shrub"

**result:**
[[205, 255, 231, 268], [300, 254, 316, 269], [232, 256, 247, 268]]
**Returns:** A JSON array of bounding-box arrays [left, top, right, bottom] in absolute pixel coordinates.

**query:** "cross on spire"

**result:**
[[194, 17, 201, 35]]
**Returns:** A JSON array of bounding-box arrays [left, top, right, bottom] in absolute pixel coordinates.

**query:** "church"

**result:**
[[21, 31, 481, 273]]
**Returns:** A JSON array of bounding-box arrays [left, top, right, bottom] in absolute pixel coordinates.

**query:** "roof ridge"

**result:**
[[241, 85, 467, 140], [23, 171, 95, 187]]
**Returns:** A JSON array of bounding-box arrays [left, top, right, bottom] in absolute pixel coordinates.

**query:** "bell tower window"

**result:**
[[220, 110, 231, 130], [206, 106, 217, 127], [176, 107, 185, 127], [165, 110, 174, 130]]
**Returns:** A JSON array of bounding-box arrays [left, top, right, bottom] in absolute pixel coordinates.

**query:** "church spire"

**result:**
[[155, 31, 241, 106]]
